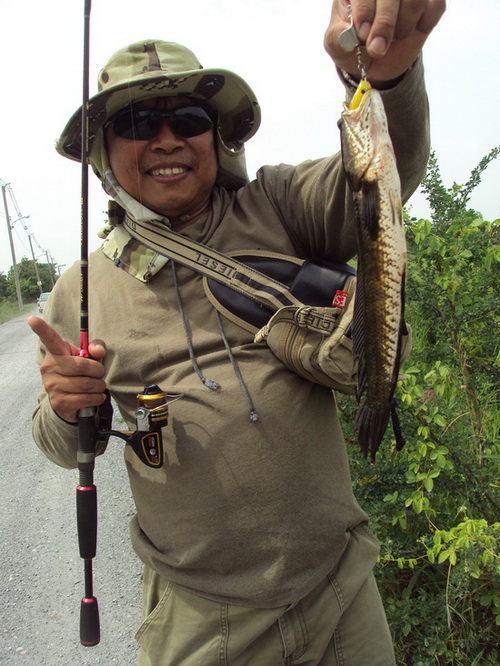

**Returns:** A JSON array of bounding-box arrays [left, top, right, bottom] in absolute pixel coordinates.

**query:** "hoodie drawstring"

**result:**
[[214, 310, 259, 422], [171, 261, 220, 391], [171, 260, 258, 421]]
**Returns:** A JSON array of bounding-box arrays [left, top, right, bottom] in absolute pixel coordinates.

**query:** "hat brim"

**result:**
[[56, 67, 261, 162]]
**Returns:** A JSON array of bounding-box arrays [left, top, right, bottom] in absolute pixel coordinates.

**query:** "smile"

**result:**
[[150, 167, 188, 176]]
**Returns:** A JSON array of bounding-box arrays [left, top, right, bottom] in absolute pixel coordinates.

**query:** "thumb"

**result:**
[[27, 316, 79, 357], [88, 339, 107, 361]]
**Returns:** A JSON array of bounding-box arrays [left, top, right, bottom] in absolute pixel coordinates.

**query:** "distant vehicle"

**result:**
[[37, 292, 51, 314]]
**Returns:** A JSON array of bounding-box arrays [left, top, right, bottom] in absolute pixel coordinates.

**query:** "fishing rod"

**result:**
[[76, 0, 100, 647], [73, 0, 182, 646]]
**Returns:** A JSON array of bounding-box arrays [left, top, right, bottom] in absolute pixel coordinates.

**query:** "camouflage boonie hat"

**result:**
[[56, 40, 261, 162]]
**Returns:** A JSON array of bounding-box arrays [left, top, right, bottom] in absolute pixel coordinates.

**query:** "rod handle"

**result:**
[[80, 595, 100, 646], [76, 485, 97, 558]]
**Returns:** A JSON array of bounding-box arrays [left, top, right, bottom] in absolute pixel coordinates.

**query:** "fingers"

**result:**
[[392, 0, 432, 40], [352, 0, 446, 58], [40, 352, 106, 381], [28, 315, 107, 361], [353, 0, 400, 56], [88, 339, 107, 361], [28, 316, 108, 423], [28, 315, 79, 356], [416, 0, 446, 33], [326, 0, 445, 82], [39, 352, 107, 424], [41, 361, 107, 424]]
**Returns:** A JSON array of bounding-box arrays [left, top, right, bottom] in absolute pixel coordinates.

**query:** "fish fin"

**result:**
[[351, 266, 367, 400], [390, 277, 407, 453], [356, 400, 392, 463], [392, 270, 407, 390], [362, 180, 381, 240]]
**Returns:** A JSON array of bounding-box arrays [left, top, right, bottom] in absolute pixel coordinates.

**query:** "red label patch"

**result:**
[[332, 290, 349, 308]]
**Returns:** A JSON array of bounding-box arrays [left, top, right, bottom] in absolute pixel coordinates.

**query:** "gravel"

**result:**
[[0, 311, 142, 665]]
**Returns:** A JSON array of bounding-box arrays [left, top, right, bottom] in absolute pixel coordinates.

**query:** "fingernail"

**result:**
[[369, 36, 387, 56], [358, 22, 371, 42]]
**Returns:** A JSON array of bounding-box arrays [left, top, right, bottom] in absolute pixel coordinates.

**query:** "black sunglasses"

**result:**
[[105, 105, 215, 141]]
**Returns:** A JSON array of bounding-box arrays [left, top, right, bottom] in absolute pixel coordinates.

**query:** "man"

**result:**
[[29, 1, 445, 663]]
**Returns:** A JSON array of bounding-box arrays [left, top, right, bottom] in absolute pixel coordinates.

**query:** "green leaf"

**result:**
[[413, 498, 424, 513], [438, 550, 450, 564], [470, 218, 485, 227]]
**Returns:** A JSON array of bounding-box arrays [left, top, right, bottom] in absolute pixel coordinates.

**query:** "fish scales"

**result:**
[[339, 84, 407, 462]]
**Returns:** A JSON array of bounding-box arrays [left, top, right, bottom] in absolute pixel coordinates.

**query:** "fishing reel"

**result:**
[[99, 385, 182, 468]]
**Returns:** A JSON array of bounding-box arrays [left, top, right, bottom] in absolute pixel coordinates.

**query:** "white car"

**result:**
[[37, 292, 51, 314]]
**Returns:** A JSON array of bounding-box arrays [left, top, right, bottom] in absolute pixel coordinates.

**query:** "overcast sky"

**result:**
[[1, 0, 499, 275]]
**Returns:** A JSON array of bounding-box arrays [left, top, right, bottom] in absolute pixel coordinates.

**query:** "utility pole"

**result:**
[[1, 183, 23, 310], [45, 251, 56, 287], [28, 235, 43, 295]]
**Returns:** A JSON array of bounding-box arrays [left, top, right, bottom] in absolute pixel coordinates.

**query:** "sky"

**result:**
[[1, 0, 499, 275]]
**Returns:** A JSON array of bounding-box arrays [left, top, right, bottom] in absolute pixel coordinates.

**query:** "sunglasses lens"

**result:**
[[111, 110, 159, 140], [110, 106, 214, 140], [171, 109, 214, 138]]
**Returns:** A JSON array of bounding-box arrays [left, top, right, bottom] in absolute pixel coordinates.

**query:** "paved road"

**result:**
[[0, 310, 142, 665]]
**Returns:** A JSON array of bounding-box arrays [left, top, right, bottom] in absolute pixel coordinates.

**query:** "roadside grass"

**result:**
[[0, 300, 37, 325]]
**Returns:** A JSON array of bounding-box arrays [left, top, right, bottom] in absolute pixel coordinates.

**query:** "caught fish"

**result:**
[[339, 79, 407, 462]]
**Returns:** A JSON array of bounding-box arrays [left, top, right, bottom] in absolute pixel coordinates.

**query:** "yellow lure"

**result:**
[[350, 79, 372, 110]]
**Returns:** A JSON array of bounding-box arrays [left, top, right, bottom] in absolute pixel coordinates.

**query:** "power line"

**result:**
[[1, 182, 23, 308], [1, 179, 58, 305], [0, 179, 58, 272]]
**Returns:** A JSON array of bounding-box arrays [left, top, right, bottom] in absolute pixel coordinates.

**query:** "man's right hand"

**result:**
[[325, 0, 446, 85], [28, 316, 107, 424]]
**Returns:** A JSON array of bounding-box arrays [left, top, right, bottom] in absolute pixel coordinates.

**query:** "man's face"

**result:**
[[106, 97, 218, 226]]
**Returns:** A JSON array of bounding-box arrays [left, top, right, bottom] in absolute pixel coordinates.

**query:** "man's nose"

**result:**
[[150, 121, 185, 149]]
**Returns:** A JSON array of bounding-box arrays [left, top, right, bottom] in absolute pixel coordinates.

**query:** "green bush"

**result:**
[[342, 148, 500, 664]]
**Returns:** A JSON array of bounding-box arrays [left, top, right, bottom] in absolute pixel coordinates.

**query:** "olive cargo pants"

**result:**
[[136, 525, 395, 665]]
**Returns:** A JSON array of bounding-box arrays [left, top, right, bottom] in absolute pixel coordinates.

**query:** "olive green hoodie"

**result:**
[[33, 59, 429, 607]]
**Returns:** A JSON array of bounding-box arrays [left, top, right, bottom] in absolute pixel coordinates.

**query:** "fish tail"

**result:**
[[355, 400, 392, 463]]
